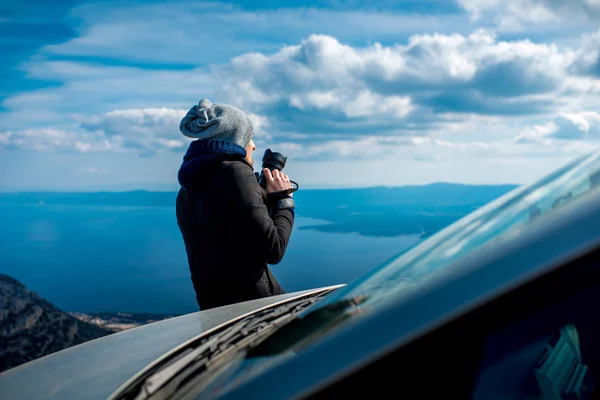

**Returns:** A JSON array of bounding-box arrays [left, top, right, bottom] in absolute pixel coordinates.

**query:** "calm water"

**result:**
[[0, 204, 419, 314]]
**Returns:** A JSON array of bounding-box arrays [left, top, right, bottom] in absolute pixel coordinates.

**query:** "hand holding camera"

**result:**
[[257, 149, 298, 197], [263, 169, 294, 197]]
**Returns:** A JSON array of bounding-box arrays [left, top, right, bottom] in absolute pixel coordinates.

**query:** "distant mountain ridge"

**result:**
[[0, 183, 520, 238], [294, 183, 519, 237], [0, 183, 519, 207], [0, 274, 113, 373]]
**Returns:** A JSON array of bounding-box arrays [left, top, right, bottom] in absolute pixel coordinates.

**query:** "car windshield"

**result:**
[[302, 148, 600, 319]]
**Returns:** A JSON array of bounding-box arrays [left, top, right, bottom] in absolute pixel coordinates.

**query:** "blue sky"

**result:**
[[1, 0, 600, 190]]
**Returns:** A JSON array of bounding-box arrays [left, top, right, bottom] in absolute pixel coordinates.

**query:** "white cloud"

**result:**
[[459, 0, 559, 29], [6, 2, 600, 189], [247, 113, 270, 139], [458, 0, 600, 31], [514, 124, 556, 144], [73, 107, 271, 154], [3, 25, 600, 163], [5, 29, 584, 152], [7, 61, 211, 114], [275, 136, 424, 161], [236, 30, 572, 102], [0, 108, 195, 155], [80, 108, 185, 138], [0, 129, 114, 153], [552, 112, 600, 139], [515, 112, 600, 143], [79, 108, 190, 154], [77, 167, 109, 174], [289, 90, 412, 119], [572, 29, 600, 76], [212, 30, 577, 141], [43, 1, 469, 65], [278, 132, 598, 168]]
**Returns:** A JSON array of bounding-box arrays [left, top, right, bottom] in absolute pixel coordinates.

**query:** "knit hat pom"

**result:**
[[198, 98, 212, 109], [179, 98, 254, 149], [195, 98, 215, 125]]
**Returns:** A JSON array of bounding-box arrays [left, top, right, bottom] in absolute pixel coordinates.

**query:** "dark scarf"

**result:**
[[178, 139, 247, 190]]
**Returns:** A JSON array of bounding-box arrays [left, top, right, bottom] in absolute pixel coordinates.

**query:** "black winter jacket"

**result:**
[[176, 139, 294, 310]]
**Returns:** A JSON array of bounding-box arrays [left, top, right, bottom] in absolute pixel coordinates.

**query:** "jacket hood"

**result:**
[[178, 139, 247, 190]]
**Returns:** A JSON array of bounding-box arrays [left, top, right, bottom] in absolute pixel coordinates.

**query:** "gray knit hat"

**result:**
[[180, 98, 254, 149]]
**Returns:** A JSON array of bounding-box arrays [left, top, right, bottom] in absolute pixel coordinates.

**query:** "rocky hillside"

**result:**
[[0, 274, 113, 373]]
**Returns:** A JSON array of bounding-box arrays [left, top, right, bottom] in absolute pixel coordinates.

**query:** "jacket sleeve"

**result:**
[[227, 162, 295, 265]]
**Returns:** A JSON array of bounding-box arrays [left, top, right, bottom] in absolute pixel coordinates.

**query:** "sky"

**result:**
[[1, 0, 600, 190]]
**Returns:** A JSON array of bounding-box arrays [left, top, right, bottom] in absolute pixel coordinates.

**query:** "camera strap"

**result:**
[[264, 181, 299, 202], [281, 180, 299, 195]]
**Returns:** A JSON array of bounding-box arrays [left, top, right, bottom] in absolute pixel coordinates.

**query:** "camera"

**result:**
[[257, 149, 298, 194], [258, 149, 287, 189]]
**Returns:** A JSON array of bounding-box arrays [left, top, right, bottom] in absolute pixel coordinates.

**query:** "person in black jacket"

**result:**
[[175, 98, 295, 310]]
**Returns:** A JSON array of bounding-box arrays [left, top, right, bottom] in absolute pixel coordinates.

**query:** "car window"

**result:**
[[472, 281, 600, 399]]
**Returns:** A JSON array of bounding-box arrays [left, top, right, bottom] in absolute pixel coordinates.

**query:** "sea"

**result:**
[[0, 203, 420, 314]]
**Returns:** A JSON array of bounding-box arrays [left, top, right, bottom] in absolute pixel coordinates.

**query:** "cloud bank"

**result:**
[[1, 0, 599, 168]]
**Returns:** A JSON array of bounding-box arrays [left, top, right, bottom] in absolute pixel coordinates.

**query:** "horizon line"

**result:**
[[0, 181, 522, 193]]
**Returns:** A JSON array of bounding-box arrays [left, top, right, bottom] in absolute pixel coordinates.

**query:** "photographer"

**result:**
[[175, 98, 296, 311]]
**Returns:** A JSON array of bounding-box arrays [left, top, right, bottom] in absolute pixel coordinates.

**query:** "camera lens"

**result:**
[[258, 149, 287, 189], [262, 149, 287, 172]]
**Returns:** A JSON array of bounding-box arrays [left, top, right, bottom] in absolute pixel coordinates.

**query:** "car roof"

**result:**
[[214, 184, 600, 400]]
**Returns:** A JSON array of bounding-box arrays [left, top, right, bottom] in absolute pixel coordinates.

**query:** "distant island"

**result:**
[[294, 183, 519, 237], [0, 183, 519, 238], [68, 311, 180, 332]]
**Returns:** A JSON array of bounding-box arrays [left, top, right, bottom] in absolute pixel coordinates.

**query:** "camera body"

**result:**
[[257, 149, 287, 189]]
